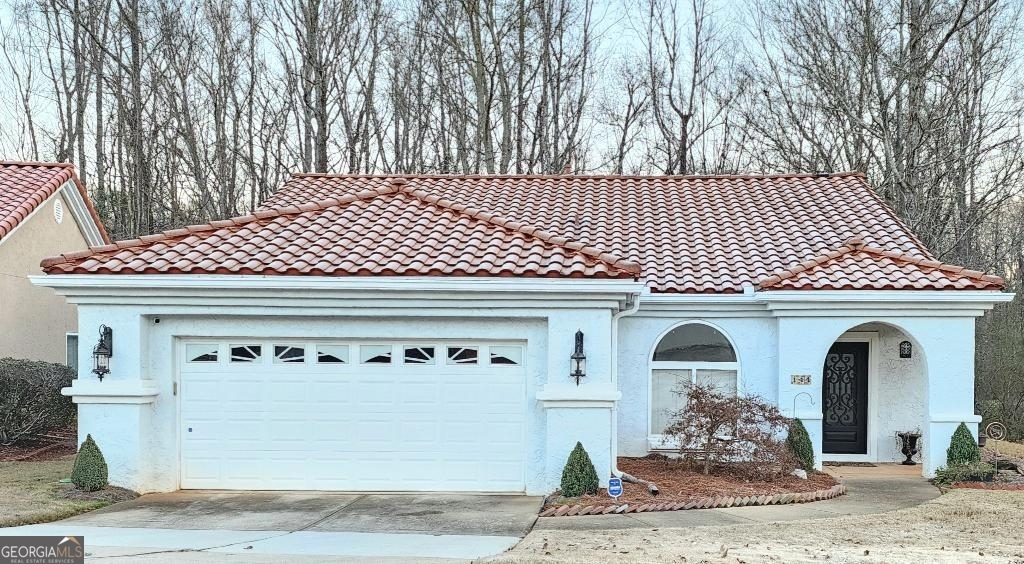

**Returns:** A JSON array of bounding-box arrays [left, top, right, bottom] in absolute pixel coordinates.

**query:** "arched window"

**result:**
[[650, 323, 739, 439]]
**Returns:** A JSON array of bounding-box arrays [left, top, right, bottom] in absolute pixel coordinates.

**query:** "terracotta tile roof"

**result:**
[[758, 238, 1004, 291], [0, 161, 109, 243], [260, 172, 954, 293], [41, 181, 640, 279]]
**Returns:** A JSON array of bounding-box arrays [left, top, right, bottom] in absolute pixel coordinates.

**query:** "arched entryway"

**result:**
[[821, 322, 926, 463]]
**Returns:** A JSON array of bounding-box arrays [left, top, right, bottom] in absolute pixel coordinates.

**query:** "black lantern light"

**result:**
[[570, 330, 586, 385], [899, 340, 912, 359], [92, 325, 113, 380]]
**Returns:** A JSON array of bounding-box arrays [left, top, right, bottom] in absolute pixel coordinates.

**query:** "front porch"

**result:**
[[819, 323, 926, 466], [767, 292, 1006, 477]]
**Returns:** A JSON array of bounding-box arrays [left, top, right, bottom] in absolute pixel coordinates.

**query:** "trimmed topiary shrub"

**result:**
[[947, 422, 981, 466], [71, 434, 108, 492], [786, 418, 815, 471], [0, 358, 76, 445], [559, 441, 599, 498]]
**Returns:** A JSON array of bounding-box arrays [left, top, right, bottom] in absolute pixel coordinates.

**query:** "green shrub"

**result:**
[[947, 422, 981, 466], [0, 358, 76, 445], [559, 441, 599, 498], [71, 434, 108, 492], [933, 461, 995, 485], [786, 418, 815, 470]]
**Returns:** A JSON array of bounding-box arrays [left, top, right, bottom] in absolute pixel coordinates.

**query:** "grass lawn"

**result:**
[[0, 455, 109, 527], [495, 489, 1024, 563]]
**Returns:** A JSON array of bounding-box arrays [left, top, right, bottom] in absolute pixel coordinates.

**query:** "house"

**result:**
[[33, 172, 1010, 494], [0, 162, 108, 365]]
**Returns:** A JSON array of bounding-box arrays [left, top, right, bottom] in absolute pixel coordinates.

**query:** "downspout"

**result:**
[[609, 291, 658, 491]]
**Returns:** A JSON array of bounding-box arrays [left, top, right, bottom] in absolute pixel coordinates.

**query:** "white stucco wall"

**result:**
[[45, 277, 1005, 493], [854, 323, 926, 463], [774, 313, 980, 476], [613, 293, 1002, 478], [616, 311, 777, 456], [51, 279, 638, 495]]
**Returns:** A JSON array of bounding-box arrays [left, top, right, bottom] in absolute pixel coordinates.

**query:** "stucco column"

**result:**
[[538, 309, 618, 489], [909, 317, 980, 477], [775, 317, 831, 470], [64, 306, 159, 491]]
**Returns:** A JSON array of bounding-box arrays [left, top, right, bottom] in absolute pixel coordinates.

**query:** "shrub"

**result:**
[[664, 384, 796, 479], [0, 358, 76, 445], [560, 441, 599, 498], [786, 418, 815, 470], [71, 434, 108, 492], [947, 422, 981, 466], [933, 461, 995, 486]]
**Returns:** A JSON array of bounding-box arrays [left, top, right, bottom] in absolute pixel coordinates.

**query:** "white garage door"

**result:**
[[178, 340, 527, 491]]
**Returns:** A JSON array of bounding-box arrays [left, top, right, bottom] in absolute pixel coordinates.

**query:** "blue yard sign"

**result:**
[[607, 477, 623, 499]]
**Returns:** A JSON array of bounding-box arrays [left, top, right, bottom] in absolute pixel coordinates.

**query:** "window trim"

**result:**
[[647, 320, 742, 448], [65, 332, 78, 371]]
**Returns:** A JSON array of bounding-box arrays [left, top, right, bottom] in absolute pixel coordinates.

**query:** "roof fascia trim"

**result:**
[[59, 180, 107, 246]]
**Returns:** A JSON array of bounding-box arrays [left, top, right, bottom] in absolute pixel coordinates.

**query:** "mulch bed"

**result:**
[[56, 483, 139, 503], [541, 456, 842, 517]]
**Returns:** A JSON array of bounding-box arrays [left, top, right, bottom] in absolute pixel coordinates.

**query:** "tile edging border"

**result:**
[[539, 483, 847, 517]]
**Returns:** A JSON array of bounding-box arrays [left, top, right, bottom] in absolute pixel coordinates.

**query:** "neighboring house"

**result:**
[[34, 172, 1011, 495], [0, 162, 108, 365]]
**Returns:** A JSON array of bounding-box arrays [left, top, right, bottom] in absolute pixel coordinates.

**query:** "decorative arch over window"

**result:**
[[649, 322, 740, 441]]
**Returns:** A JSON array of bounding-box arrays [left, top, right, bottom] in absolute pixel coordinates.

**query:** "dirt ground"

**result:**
[[492, 489, 1024, 563]]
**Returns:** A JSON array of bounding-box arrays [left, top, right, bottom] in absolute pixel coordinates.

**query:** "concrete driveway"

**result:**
[[0, 492, 543, 562]]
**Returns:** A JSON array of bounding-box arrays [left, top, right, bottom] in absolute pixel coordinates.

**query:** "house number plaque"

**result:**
[[791, 374, 812, 385]]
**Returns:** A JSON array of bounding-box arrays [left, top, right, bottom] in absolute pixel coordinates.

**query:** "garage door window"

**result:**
[[186, 344, 218, 363], [230, 345, 262, 362], [360, 345, 393, 364], [403, 346, 435, 364], [274, 345, 305, 363], [446, 346, 478, 364], [489, 346, 522, 365], [316, 344, 349, 364]]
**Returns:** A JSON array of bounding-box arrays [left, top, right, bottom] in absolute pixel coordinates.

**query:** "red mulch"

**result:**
[[0, 425, 77, 462], [546, 456, 838, 508]]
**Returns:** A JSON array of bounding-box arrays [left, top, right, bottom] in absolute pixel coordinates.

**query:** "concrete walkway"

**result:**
[[535, 464, 940, 530], [0, 492, 542, 563]]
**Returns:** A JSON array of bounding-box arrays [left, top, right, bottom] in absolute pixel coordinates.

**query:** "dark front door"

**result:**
[[822, 342, 869, 454]]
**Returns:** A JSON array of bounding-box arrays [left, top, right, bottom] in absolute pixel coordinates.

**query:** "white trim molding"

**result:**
[[31, 274, 644, 312], [755, 290, 1014, 317], [62, 379, 160, 404], [59, 181, 106, 246], [536, 384, 621, 408], [821, 332, 879, 463]]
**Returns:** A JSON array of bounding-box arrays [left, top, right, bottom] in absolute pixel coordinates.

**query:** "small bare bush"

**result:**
[[664, 383, 796, 479]]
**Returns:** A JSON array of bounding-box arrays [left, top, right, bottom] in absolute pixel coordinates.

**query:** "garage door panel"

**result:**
[[180, 339, 527, 491]]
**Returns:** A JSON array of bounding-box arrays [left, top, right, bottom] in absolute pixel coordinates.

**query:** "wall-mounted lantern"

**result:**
[[899, 340, 912, 359], [92, 325, 113, 380], [570, 330, 587, 385]]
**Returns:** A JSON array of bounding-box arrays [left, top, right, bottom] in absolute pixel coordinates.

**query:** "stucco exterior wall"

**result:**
[[616, 311, 778, 456], [0, 192, 88, 363], [774, 314, 978, 476], [68, 295, 625, 495], [852, 323, 926, 463]]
